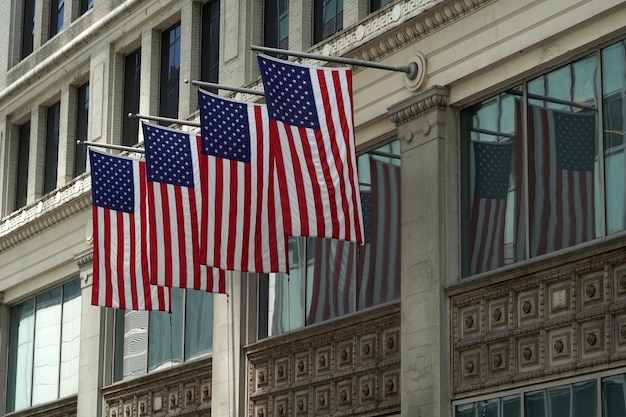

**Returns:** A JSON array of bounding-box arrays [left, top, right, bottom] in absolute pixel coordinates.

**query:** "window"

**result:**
[[264, 0, 288, 51], [15, 122, 30, 210], [314, 0, 343, 44], [258, 141, 401, 338], [459, 39, 626, 276], [122, 48, 141, 147], [74, 83, 89, 176], [201, 1, 220, 89], [44, 101, 61, 195], [80, 0, 93, 15], [456, 395, 520, 417], [6, 279, 81, 413], [113, 289, 214, 381], [159, 22, 181, 119], [49, 0, 64, 39], [603, 373, 626, 416], [21, 0, 35, 59], [370, 0, 394, 12]]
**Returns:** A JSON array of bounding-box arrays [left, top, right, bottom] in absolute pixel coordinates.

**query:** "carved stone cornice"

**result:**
[[74, 248, 94, 269], [310, 0, 495, 67], [388, 85, 450, 125], [0, 176, 91, 252]]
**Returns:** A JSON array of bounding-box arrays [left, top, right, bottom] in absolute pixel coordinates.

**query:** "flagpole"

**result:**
[[127, 113, 201, 128], [251, 45, 419, 80], [184, 79, 265, 96], [77, 140, 145, 154]]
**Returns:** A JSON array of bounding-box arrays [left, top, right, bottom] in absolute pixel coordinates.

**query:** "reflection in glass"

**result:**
[[60, 280, 81, 397], [32, 287, 62, 405], [148, 289, 183, 371], [185, 290, 214, 360], [603, 373, 626, 417], [7, 299, 35, 412]]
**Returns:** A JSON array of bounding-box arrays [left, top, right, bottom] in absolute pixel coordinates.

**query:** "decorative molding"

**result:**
[[1, 396, 77, 417], [0, 177, 91, 252], [247, 305, 400, 416], [451, 248, 626, 396], [387, 85, 450, 126], [102, 358, 212, 417]]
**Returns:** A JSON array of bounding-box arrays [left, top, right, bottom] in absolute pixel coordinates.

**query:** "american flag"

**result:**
[[527, 105, 596, 256], [357, 157, 401, 308], [143, 122, 227, 293], [257, 53, 364, 244], [89, 149, 171, 311], [469, 141, 513, 275], [307, 237, 355, 324], [198, 89, 288, 273]]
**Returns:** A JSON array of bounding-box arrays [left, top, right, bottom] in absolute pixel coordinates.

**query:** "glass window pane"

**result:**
[[32, 287, 62, 406], [201, 1, 220, 87], [462, 90, 525, 276], [526, 55, 599, 257], [573, 380, 596, 417], [7, 299, 35, 413], [603, 374, 626, 417], [21, 0, 35, 58], [44, 102, 61, 194], [59, 279, 81, 397], [502, 395, 521, 417], [122, 48, 141, 147], [16, 121, 30, 210], [525, 390, 547, 417], [547, 385, 570, 417], [307, 237, 355, 324], [148, 288, 183, 371], [74, 83, 89, 176], [185, 290, 213, 360], [356, 143, 401, 309], [120, 310, 149, 378], [602, 40, 626, 234], [160, 23, 181, 119], [268, 238, 305, 335]]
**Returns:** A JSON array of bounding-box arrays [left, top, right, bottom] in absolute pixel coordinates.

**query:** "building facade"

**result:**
[[1, 0, 626, 416]]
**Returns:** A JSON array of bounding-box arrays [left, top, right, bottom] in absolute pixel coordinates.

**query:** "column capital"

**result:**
[[387, 85, 449, 126]]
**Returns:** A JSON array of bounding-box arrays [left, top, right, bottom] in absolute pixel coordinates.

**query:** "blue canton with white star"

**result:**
[[554, 111, 596, 172], [89, 150, 135, 213], [258, 56, 320, 130], [143, 124, 195, 188], [199, 91, 251, 163]]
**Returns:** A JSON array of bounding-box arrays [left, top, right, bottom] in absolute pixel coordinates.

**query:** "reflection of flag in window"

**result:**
[[357, 157, 401, 308], [470, 141, 513, 275], [257, 53, 364, 244], [89, 149, 171, 311], [527, 105, 596, 256], [307, 237, 355, 324], [143, 122, 226, 293]]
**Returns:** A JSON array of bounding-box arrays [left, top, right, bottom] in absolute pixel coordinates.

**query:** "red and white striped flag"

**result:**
[[143, 122, 227, 293], [257, 54, 364, 244], [527, 104, 596, 256], [198, 89, 288, 273], [89, 149, 171, 311]]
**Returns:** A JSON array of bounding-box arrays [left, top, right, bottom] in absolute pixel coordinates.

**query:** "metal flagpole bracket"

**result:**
[[405, 52, 427, 91], [251, 45, 423, 86]]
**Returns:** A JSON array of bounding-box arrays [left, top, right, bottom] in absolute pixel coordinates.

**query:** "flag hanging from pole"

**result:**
[[257, 53, 364, 245], [89, 149, 171, 311], [142, 122, 227, 293], [198, 89, 288, 273]]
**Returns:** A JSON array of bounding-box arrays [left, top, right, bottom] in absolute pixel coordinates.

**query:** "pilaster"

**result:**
[[0, 292, 7, 417], [74, 248, 106, 417], [388, 85, 457, 417]]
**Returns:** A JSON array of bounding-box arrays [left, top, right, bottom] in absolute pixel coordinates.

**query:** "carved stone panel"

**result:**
[[359, 334, 377, 364], [294, 352, 310, 381], [579, 270, 605, 309], [614, 265, 626, 301], [547, 281, 571, 318], [337, 340, 354, 370], [460, 348, 481, 385], [488, 298, 508, 332], [518, 288, 541, 324], [336, 379, 354, 410], [517, 334, 541, 373], [579, 320, 605, 359], [546, 326, 573, 368], [460, 304, 481, 339], [614, 313, 626, 355], [314, 384, 332, 415], [294, 390, 309, 415], [488, 341, 509, 378], [275, 357, 290, 385]]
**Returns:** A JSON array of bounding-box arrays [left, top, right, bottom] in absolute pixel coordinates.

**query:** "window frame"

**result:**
[[43, 101, 61, 195], [74, 82, 89, 177], [159, 22, 182, 119]]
